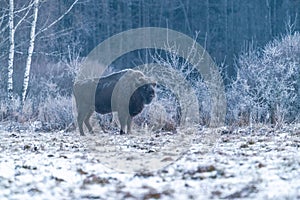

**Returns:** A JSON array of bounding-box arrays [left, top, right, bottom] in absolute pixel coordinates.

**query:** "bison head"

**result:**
[[137, 83, 156, 104], [135, 75, 156, 104], [129, 76, 156, 117]]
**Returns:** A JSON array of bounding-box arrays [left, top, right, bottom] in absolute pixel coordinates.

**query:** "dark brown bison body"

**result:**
[[74, 69, 155, 135], [94, 71, 125, 114], [95, 71, 155, 116]]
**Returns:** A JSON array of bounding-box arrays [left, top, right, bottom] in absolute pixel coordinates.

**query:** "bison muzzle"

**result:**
[[73, 69, 155, 135]]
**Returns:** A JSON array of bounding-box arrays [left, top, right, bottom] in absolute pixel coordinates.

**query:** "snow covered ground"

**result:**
[[0, 124, 299, 199]]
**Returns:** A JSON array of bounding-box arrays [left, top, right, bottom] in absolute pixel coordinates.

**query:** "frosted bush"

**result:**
[[227, 32, 300, 125], [134, 87, 178, 132], [38, 96, 74, 131], [0, 96, 35, 122], [143, 44, 212, 128]]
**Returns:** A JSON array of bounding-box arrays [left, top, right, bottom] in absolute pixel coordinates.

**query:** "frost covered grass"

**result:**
[[0, 124, 299, 199]]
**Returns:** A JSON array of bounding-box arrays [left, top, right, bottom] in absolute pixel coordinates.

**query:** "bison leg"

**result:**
[[127, 116, 132, 134], [77, 108, 86, 136], [84, 109, 94, 134], [118, 113, 127, 135], [77, 103, 93, 136]]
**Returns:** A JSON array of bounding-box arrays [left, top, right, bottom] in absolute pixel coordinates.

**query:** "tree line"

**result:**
[[0, 0, 299, 129]]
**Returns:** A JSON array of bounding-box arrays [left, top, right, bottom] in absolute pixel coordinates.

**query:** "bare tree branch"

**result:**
[[35, 0, 79, 37], [15, 0, 33, 29]]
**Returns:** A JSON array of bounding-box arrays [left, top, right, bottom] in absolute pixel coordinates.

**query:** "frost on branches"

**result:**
[[227, 32, 300, 125]]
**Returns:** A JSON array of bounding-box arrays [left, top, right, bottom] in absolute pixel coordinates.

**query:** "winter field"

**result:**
[[1, 1, 300, 199], [0, 29, 299, 200], [0, 124, 299, 200]]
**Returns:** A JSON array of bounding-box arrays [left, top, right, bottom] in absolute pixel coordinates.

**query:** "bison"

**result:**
[[73, 69, 155, 136]]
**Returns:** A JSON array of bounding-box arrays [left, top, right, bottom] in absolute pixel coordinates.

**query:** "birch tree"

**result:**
[[6, 0, 33, 100], [21, 0, 79, 102], [21, 0, 39, 103], [7, 0, 15, 100]]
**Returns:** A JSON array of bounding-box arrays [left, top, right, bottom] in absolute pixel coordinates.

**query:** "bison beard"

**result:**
[[73, 69, 155, 136]]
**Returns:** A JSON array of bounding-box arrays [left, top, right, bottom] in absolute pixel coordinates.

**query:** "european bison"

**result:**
[[73, 69, 155, 135]]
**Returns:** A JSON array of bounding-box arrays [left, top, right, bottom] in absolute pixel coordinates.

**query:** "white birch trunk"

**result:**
[[22, 0, 39, 103], [7, 0, 15, 100]]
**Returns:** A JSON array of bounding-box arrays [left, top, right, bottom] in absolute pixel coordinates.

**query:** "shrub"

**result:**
[[227, 32, 300, 125], [0, 60, 78, 131], [37, 95, 75, 131]]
